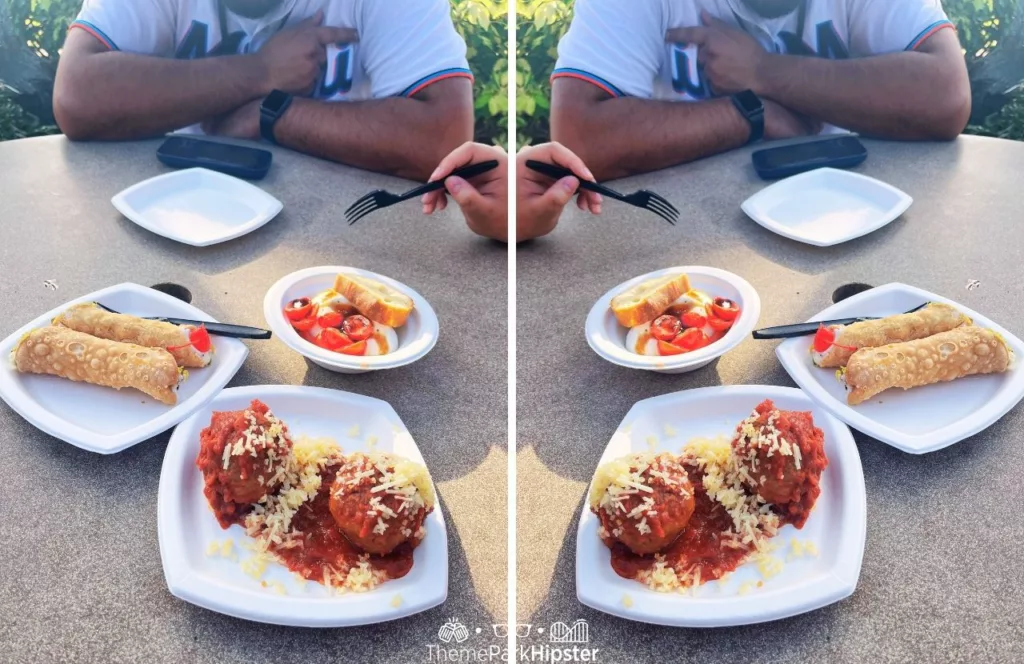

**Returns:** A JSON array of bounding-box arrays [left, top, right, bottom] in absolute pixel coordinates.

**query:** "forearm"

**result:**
[[273, 96, 473, 181], [550, 96, 748, 181], [754, 52, 969, 140], [54, 52, 269, 140]]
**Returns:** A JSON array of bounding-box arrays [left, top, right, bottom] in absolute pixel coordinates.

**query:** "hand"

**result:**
[[256, 10, 358, 95], [763, 99, 821, 140], [667, 10, 767, 95], [516, 142, 601, 242], [202, 99, 261, 139], [422, 141, 509, 242]]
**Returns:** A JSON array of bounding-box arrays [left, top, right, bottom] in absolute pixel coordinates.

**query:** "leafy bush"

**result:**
[[514, 0, 1024, 146], [0, 0, 509, 145]]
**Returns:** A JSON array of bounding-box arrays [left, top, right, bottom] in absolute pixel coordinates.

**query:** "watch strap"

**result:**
[[730, 92, 764, 145], [259, 91, 293, 144]]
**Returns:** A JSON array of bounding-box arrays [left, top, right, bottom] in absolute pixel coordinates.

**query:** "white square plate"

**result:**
[[777, 283, 1024, 454], [576, 385, 866, 627], [0, 283, 248, 454], [158, 385, 448, 627], [741, 168, 912, 247], [112, 168, 282, 247]]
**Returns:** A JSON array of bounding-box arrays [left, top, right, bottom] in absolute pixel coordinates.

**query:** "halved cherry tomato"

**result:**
[[188, 325, 212, 353], [707, 315, 733, 332], [672, 328, 707, 350], [651, 315, 681, 341], [680, 310, 707, 329], [284, 298, 313, 322], [711, 297, 740, 322], [291, 315, 317, 333], [343, 315, 374, 342], [657, 340, 686, 356], [317, 327, 353, 350], [339, 340, 367, 356], [317, 310, 344, 329]]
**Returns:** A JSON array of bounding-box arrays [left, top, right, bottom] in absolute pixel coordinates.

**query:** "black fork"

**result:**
[[344, 160, 501, 225], [524, 160, 679, 225]]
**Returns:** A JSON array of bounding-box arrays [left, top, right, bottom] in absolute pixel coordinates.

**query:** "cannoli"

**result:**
[[812, 303, 969, 368], [13, 326, 182, 405], [841, 326, 1012, 405], [55, 303, 212, 368]]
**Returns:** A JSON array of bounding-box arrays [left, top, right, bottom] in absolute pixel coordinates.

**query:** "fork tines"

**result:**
[[640, 191, 679, 225], [344, 191, 391, 225]]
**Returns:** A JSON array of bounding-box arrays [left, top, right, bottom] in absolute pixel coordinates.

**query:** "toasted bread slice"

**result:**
[[610, 273, 690, 328], [334, 273, 414, 327]]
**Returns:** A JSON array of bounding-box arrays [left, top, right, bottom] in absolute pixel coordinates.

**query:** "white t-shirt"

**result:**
[[72, 0, 472, 103], [554, 0, 952, 101]]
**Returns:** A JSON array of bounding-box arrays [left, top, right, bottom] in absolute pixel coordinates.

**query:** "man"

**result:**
[[550, 0, 971, 179], [53, 0, 475, 180]]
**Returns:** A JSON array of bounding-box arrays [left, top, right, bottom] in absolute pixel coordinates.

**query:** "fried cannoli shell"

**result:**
[[843, 326, 1012, 405], [55, 302, 211, 368], [13, 326, 181, 405], [813, 303, 969, 368]]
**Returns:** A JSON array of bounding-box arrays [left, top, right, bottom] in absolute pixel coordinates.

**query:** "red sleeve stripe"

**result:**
[[69, 20, 119, 51], [401, 68, 474, 97], [550, 69, 623, 98], [906, 20, 954, 51]]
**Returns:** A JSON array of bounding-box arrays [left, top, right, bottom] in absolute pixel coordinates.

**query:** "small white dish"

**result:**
[[741, 168, 912, 247], [585, 266, 760, 373], [776, 283, 1024, 454], [157, 385, 447, 627], [0, 282, 248, 454], [263, 266, 439, 374], [576, 385, 866, 627], [112, 168, 283, 247]]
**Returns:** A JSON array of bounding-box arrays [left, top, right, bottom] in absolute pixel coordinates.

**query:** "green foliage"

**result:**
[[515, 0, 571, 147], [0, 0, 509, 146], [452, 0, 509, 147]]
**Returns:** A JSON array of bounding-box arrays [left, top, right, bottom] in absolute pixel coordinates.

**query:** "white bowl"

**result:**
[[158, 385, 447, 626], [263, 266, 438, 374], [585, 266, 761, 373], [776, 282, 1024, 454], [576, 385, 866, 627], [0, 282, 248, 454], [112, 168, 282, 247]]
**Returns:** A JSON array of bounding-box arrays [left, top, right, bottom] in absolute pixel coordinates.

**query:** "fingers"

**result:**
[[317, 26, 358, 45], [445, 175, 488, 216], [421, 190, 445, 215], [666, 26, 706, 45], [535, 176, 579, 215], [525, 141, 595, 183], [581, 191, 602, 215], [429, 141, 504, 182]]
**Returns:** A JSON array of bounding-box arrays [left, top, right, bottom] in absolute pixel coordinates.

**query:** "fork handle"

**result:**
[[399, 160, 501, 201], [524, 160, 622, 201]]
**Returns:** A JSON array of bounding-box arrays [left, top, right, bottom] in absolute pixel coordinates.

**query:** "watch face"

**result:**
[[263, 90, 291, 115], [734, 90, 763, 115]]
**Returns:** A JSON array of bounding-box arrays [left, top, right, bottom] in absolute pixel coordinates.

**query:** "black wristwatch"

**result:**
[[730, 90, 764, 144], [259, 90, 294, 144]]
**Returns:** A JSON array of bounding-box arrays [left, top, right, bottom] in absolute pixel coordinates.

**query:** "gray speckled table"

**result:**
[[517, 135, 1024, 663], [0, 136, 507, 663]]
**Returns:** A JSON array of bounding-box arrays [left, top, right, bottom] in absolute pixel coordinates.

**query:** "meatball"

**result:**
[[196, 399, 292, 528], [590, 453, 695, 555], [732, 399, 828, 528], [329, 452, 433, 555]]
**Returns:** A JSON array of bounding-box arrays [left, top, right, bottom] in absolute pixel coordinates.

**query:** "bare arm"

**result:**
[[549, 78, 815, 180], [53, 29, 269, 140], [550, 78, 749, 181], [272, 77, 474, 181], [753, 30, 970, 140], [53, 15, 352, 141]]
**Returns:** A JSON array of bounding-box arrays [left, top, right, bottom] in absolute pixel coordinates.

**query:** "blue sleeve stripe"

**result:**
[[550, 68, 624, 98], [400, 67, 474, 97], [70, 19, 120, 51], [905, 19, 954, 51]]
